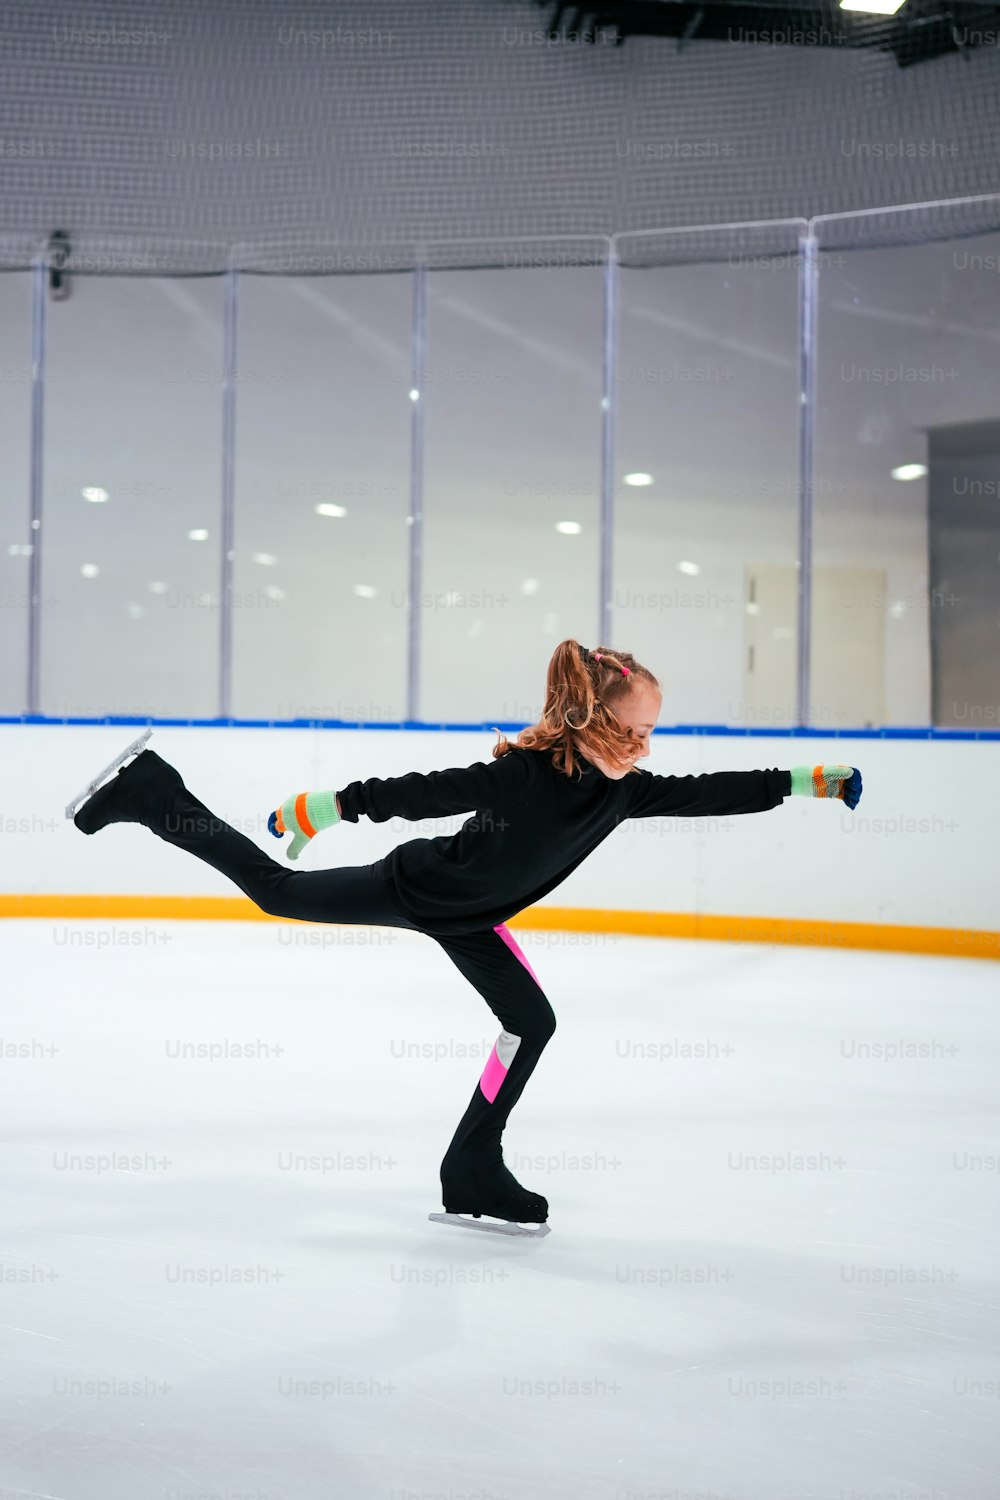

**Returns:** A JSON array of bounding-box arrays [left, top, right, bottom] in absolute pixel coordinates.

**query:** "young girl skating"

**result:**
[[71, 639, 863, 1237]]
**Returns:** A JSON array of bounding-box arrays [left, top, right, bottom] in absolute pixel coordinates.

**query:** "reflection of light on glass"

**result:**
[[520, 578, 540, 595], [188, 528, 209, 541], [252, 552, 277, 566], [891, 464, 927, 482], [354, 584, 377, 599], [555, 521, 581, 535], [149, 581, 168, 594], [678, 560, 700, 576], [315, 504, 347, 518], [623, 472, 653, 487], [81, 563, 100, 578], [127, 602, 144, 620], [265, 585, 286, 602], [82, 486, 109, 503], [746, 602, 760, 616], [889, 600, 907, 619]]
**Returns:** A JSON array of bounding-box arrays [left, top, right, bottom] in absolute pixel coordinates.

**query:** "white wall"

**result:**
[[2, 725, 995, 933]]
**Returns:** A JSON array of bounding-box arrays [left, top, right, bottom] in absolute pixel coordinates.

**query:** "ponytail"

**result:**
[[493, 639, 659, 778]]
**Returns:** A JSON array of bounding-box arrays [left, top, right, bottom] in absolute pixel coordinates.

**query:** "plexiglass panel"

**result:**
[[814, 224, 1000, 727], [231, 275, 411, 722], [40, 277, 223, 717], [615, 239, 801, 727], [22, 220, 1000, 731], [0, 273, 33, 714], [421, 265, 603, 724]]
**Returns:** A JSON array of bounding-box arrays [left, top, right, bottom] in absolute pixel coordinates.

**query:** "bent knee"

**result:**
[[529, 1003, 557, 1047], [248, 874, 293, 920]]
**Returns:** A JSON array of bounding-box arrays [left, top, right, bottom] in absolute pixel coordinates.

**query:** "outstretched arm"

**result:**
[[270, 753, 530, 859], [626, 767, 791, 819], [337, 750, 531, 825], [626, 761, 862, 820]]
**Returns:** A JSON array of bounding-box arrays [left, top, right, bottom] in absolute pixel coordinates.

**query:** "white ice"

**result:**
[[3, 920, 999, 1500]]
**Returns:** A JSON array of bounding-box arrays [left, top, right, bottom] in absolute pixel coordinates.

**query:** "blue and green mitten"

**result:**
[[268, 790, 341, 860], [789, 764, 863, 810]]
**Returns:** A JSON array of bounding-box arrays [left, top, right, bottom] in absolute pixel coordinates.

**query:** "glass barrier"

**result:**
[[0, 273, 33, 714], [230, 274, 411, 722], [615, 226, 802, 727], [813, 217, 1000, 728], [40, 276, 224, 717], [12, 206, 1000, 731], [421, 262, 604, 724]]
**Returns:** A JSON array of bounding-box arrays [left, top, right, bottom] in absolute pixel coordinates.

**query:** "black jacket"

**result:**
[[336, 747, 791, 936]]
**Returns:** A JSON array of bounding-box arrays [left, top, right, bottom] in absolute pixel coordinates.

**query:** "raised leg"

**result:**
[[75, 748, 416, 930]]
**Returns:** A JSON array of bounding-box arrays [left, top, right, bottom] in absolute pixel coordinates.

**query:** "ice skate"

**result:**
[[65, 728, 154, 821], [71, 741, 185, 834], [427, 1213, 550, 1238], [431, 1150, 550, 1238]]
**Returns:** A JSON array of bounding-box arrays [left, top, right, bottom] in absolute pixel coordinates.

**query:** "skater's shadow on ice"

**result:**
[[296, 1190, 552, 1366], [521, 1232, 1000, 1354]]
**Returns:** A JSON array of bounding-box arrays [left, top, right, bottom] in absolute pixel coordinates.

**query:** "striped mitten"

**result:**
[[268, 790, 341, 861], [790, 764, 863, 811]]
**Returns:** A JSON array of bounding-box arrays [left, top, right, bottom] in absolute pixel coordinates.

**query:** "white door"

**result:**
[[743, 564, 885, 728]]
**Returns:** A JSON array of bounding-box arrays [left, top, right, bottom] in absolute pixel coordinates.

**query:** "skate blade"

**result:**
[[65, 728, 154, 819], [428, 1212, 551, 1239]]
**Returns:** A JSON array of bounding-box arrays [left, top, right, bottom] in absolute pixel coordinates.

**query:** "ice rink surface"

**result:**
[[3, 919, 999, 1500]]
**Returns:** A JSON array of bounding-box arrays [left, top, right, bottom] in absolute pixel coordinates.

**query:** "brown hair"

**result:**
[[492, 639, 660, 779]]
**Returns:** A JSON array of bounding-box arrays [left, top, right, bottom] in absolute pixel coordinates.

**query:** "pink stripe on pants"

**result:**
[[476, 925, 540, 1102]]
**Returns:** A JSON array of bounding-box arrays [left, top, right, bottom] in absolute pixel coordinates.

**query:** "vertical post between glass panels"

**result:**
[[27, 259, 47, 716], [407, 266, 427, 723], [600, 251, 619, 648], [219, 267, 239, 719], [797, 233, 818, 729]]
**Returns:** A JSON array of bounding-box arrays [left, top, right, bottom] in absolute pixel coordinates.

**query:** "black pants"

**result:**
[[151, 785, 556, 1177]]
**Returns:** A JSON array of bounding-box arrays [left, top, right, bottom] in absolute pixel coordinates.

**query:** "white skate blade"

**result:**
[[428, 1212, 551, 1239], [65, 728, 154, 819]]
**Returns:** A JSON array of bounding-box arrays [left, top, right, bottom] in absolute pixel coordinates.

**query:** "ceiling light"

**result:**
[[149, 581, 168, 594], [188, 528, 209, 541], [555, 521, 581, 535], [127, 602, 144, 620], [82, 486, 109, 503], [264, 584, 286, 602], [252, 552, 277, 566], [624, 472, 653, 487], [678, 560, 701, 576], [840, 0, 905, 14], [409, 389, 420, 401], [315, 503, 347, 518], [520, 578, 540, 595], [354, 583, 377, 599], [891, 463, 927, 481], [80, 563, 99, 578]]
